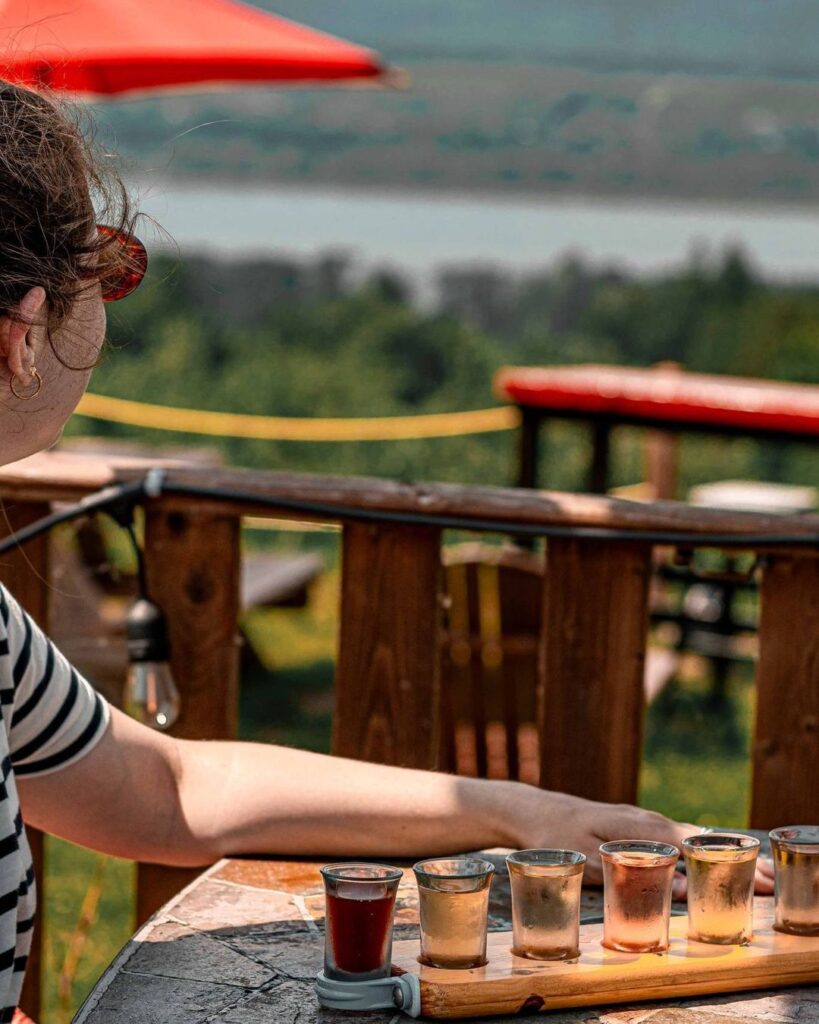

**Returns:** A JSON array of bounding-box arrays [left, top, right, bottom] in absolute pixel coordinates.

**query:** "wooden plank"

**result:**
[[137, 508, 241, 925], [438, 562, 467, 775], [750, 555, 819, 829], [392, 901, 819, 1020], [0, 501, 51, 1021], [468, 563, 490, 778], [0, 452, 817, 545], [333, 523, 442, 769], [496, 554, 544, 785], [539, 539, 652, 803]]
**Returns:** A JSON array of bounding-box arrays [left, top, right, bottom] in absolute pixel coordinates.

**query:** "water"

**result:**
[[135, 181, 819, 291]]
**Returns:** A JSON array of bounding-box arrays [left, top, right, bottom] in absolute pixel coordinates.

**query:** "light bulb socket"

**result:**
[[126, 598, 171, 664]]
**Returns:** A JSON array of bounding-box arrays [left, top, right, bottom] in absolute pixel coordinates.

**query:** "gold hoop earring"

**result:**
[[10, 367, 42, 401]]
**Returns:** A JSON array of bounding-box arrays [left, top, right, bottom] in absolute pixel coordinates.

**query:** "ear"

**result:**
[[0, 287, 47, 381]]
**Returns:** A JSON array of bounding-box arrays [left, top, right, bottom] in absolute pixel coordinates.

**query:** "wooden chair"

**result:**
[[438, 544, 544, 785], [437, 543, 680, 784]]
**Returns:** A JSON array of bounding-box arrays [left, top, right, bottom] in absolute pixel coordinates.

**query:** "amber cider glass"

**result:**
[[600, 840, 679, 953], [682, 833, 759, 945], [769, 826, 819, 936]]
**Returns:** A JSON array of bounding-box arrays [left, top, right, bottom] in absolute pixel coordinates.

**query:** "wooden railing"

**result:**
[[0, 450, 817, 1017]]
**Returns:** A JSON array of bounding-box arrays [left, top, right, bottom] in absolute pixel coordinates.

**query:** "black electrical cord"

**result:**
[[123, 520, 148, 597], [0, 478, 150, 555], [0, 470, 816, 554]]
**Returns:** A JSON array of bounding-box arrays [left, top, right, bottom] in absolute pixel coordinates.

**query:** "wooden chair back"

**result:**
[[439, 544, 544, 785]]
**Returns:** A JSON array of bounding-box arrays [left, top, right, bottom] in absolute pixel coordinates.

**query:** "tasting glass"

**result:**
[[600, 840, 679, 953], [413, 857, 495, 969], [321, 863, 403, 980], [769, 826, 819, 936], [682, 833, 759, 945], [507, 849, 586, 961]]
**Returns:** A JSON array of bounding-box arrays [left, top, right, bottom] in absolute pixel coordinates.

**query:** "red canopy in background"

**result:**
[[0, 0, 387, 96]]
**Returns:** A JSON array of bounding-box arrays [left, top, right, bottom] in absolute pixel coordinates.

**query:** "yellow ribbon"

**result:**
[[74, 392, 519, 442]]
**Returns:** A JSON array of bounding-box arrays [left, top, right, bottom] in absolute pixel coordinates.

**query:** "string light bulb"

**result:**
[[124, 597, 180, 731]]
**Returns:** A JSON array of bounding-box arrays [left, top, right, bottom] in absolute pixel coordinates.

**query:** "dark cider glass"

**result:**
[[321, 863, 402, 981]]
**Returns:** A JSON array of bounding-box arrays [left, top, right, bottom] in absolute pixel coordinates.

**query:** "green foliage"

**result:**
[[640, 668, 756, 828], [44, 840, 134, 1024], [77, 247, 818, 496]]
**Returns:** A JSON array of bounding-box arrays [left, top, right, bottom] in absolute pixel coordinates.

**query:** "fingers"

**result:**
[[755, 856, 775, 894], [668, 822, 701, 848], [600, 806, 699, 851], [671, 870, 687, 901], [582, 849, 604, 886]]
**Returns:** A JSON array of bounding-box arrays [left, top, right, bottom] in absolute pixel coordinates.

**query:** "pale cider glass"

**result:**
[[507, 849, 586, 960], [413, 858, 495, 969]]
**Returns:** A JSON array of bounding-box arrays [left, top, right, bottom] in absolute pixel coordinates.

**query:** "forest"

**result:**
[[81, 246, 819, 496]]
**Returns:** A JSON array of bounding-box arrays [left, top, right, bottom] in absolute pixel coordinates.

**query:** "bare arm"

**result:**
[[17, 706, 773, 891], [16, 708, 525, 863]]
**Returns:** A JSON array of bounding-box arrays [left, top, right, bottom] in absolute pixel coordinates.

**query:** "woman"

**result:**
[[0, 81, 771, 1020]]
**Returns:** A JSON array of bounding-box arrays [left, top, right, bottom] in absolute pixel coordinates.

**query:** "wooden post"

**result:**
[[589, 420, 612, 494], [538, 538, 652, 804], [137, 508, 241, 924], [0, 502, 51, 1021], [645, 362, 682, 500], [750, 555, 819, 829], [516, 408, 542, 489], [333, 523, 442, 769], [645, 430, 680, 500]]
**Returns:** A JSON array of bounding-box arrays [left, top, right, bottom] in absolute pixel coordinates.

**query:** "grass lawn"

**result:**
[[41, 562, 756, 1022]]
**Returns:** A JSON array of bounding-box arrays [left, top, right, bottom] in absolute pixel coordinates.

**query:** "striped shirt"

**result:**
[[0, 584, 110, 1021]]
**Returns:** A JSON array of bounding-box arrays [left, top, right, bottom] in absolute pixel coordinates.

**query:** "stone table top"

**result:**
[[75, 846, 818, 1024]]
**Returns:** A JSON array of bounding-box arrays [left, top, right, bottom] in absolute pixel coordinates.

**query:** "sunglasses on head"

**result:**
[[95, 224, 148, 302]]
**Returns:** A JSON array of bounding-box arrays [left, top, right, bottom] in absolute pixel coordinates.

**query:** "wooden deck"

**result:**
[[0, 451, 816, 1019]]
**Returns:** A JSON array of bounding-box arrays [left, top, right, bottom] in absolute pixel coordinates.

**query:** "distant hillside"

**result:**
[[265, 1, 819, 79], [91, 1, 819, 205]]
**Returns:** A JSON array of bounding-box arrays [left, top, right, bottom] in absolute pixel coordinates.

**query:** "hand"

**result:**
[[511, 789, 774, 897]]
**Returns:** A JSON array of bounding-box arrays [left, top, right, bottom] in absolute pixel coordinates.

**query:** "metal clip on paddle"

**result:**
[[315, 970, 421, 1017]]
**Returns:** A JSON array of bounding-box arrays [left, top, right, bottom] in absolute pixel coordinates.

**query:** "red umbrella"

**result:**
[[0, 0, 387, 97]]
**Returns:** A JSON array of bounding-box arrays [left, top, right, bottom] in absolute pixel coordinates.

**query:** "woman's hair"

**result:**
[[0, 79, 137, 362]]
